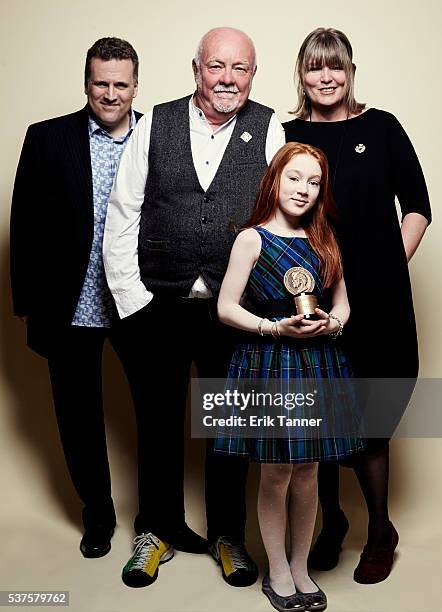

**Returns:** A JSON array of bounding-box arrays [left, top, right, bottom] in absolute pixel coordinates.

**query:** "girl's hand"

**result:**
[[310, 308, 340, 336], [276, 309, 340, 338], [276, 313, 326, 338]]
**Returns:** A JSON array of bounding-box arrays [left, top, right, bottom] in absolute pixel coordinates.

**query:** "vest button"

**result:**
[[201, 216, 207, 223], [203, 196, 209, 203]]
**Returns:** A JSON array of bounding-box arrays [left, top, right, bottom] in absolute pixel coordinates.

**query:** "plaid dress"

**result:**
[[214, 226, 365, 463]]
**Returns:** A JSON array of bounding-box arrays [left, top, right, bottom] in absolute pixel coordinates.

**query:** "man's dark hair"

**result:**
[[84, 37, 139, 85]]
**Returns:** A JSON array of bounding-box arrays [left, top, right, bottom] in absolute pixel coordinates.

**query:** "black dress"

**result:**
[[284, 109, 431, 437]]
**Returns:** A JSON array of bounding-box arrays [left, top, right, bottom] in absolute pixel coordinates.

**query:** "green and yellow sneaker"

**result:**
[[209, 536, 258, 587], [122, 533, 174, 588]]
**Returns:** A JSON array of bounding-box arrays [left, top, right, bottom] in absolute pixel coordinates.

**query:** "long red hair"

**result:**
[[246, 142, 342, 288]]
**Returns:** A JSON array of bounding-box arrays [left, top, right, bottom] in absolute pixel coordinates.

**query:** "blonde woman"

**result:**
[[284, 27, 431, 584]]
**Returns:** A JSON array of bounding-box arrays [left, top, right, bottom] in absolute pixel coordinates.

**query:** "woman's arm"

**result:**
[[401, 212, 429, 262], [387, 113, 431, 260], [218, 229, 327, 338]]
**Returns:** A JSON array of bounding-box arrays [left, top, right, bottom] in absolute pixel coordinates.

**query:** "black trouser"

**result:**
[[48, 325, 125, 530], [120, 296, 249, 543]]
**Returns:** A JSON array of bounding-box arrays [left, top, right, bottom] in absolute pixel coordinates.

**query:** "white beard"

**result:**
[[212, 97, 240, 113]]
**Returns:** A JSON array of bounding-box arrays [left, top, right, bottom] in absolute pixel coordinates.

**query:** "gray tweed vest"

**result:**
[[139, 95, 273, 296]]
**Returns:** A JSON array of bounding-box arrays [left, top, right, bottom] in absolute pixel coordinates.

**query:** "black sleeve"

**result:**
[[387, 113, 432, 224], [10, 125, 41, 317]]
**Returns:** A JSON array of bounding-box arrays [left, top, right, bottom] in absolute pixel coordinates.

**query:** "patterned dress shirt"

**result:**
[[72, 110, 136, 327]]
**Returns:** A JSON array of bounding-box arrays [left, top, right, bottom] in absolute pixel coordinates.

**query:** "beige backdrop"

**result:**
[[0, 0, 441, 611]]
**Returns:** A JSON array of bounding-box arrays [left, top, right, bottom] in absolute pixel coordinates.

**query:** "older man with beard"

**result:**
[[103, 27, 284, 588]]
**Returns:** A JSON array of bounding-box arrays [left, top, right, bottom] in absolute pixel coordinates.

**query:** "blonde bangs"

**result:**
[[301, 37, 353, 74]]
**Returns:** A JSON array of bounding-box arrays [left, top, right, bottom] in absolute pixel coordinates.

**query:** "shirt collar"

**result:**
[[88, 108, 136, 139]]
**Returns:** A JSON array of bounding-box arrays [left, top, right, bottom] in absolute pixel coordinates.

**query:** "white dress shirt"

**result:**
[[104, 97, 285, 318]]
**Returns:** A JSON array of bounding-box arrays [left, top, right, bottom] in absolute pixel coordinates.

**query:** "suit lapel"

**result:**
[[63, 107, 93, 222], [63, 107, 143, 223]]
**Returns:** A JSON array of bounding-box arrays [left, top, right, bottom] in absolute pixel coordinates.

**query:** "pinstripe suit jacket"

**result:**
[[10, 106, 142, 356]]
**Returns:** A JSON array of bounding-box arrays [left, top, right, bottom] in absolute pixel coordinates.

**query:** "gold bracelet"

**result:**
[[270, 321, 278, 339]]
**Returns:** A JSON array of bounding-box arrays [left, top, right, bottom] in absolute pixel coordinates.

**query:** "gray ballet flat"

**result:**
[[297, 577, 327, 612], [262, 575, 305, 612]]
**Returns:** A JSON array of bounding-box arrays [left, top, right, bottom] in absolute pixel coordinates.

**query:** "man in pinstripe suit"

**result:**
[[10, 37, 142, 559]]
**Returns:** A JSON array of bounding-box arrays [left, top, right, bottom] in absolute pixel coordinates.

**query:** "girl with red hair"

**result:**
[[215, 142, 364, 612]]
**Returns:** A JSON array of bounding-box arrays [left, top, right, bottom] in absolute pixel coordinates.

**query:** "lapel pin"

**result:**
[[240, 131, 252, 143], [355, 143, 366, 153]]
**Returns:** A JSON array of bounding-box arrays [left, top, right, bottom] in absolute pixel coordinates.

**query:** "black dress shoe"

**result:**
[[308, 511, 349, 571], [80, 525, 115, 558], [169, 524, 208, 554]]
